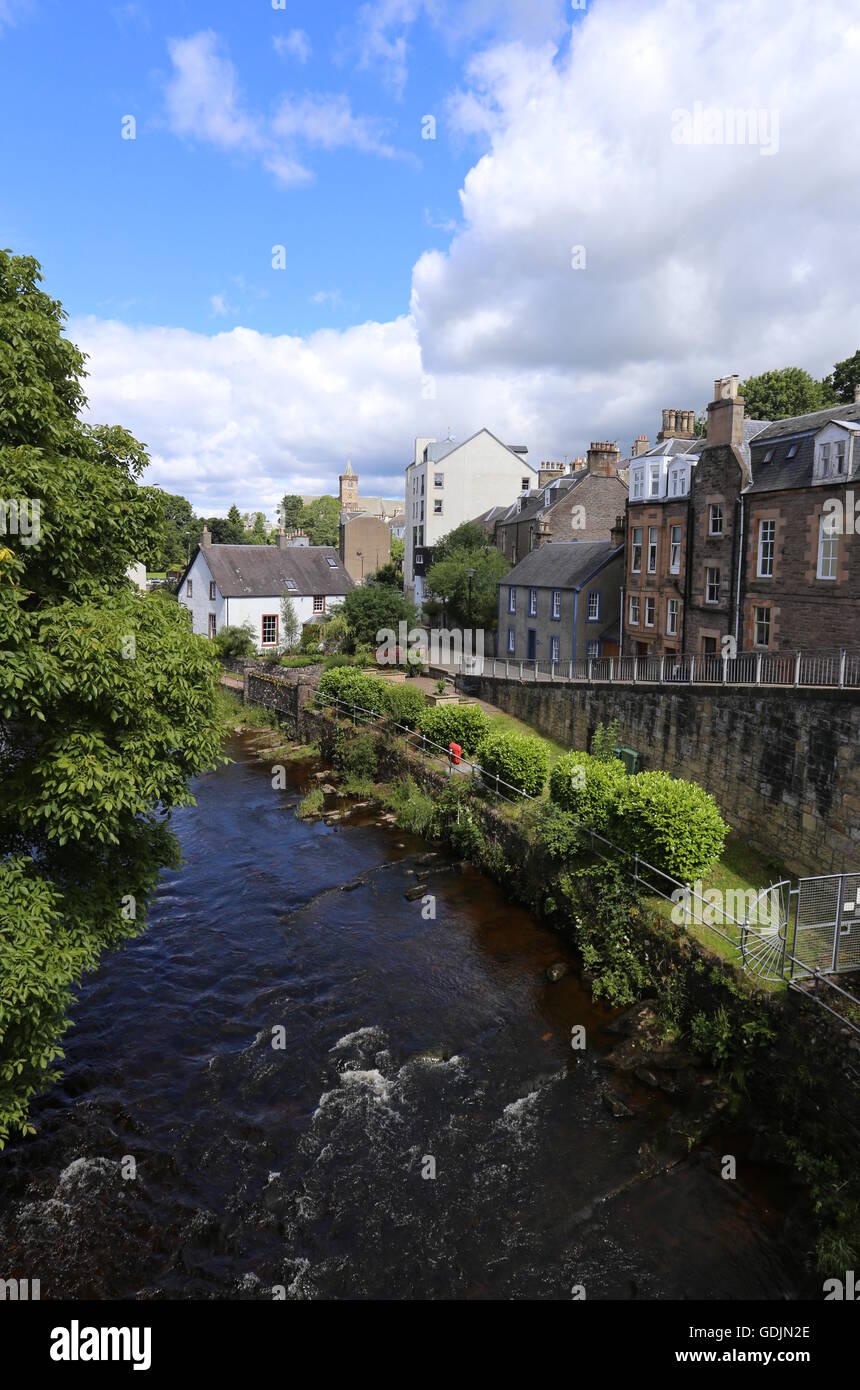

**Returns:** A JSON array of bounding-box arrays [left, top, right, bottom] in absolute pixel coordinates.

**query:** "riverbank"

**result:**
[[224, 687, 859, 1285]]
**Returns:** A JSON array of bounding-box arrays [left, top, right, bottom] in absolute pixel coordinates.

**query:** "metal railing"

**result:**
[[314, 690, 860, 1034], [468, 648, 860, 690]]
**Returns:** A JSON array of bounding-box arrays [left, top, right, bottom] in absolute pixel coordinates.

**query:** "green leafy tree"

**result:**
[[280, 494, 304, 530], [341, 580, 416, 648], [0, 249, 222, 1145], [425, 544, 507, 629], [826, 349, 860, 405], [432, 521, 488, 563], [280, 591, 300, 651], [156, 490, 198, 569], [738, 367, 834, 420], [300, 495, 340, 546]]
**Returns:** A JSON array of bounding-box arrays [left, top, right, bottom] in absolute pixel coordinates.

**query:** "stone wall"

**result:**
[[465, 677, 860, 876], [243, 665, 322, 736]]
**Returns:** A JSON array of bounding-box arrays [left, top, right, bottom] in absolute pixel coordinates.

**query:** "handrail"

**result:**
[[313, 689, 860, 1034], [472, 649, 860, 690]]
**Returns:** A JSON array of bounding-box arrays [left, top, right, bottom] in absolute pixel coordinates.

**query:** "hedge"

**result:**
[[475, 728, 549, 797], [549, 751, 627, 832], [317, 666, 426, 729], [418, 703, 491, 757], [612, 770, 729, 880]]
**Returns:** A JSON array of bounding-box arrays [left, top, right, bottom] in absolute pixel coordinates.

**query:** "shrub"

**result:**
[[318, 666, 387, 715], [549, 751, 627, 831], [476, 728, 549, 797], [335, 731, 378, 781], [590, 719, 620, 762], [613, 770, 729, 880], [212, 622, 256, 660], [383, 682, 426, 729], [418, 703, 490, 756]]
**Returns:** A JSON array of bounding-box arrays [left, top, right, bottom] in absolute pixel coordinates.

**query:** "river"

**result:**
[[0, 733, 801, 1299]]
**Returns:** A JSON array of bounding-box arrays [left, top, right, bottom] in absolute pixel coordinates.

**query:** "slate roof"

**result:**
[[198, 542, 355, 598], [500, 540, 623, 590], [746, 403, 860, 494]]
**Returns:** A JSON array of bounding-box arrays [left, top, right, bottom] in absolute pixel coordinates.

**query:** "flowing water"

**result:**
[[0, 735, 802, 1299]]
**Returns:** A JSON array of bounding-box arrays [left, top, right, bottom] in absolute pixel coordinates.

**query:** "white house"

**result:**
[[404, 428, 535, 605], [178, 526, 355, 651]]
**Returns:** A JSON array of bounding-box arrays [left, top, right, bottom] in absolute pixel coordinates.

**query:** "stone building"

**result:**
[[338, 511, 392, 584], [497, 537, 624, 665], [493, 441, 628, 567]]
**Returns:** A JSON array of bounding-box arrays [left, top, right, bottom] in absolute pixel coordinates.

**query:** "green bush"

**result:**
[[212, 622, 256, 660], [383, 682, 426, 729], [418, 703, 490, 756], [475, 728, 548, 797], [613, 770, 729, 880], [335, 731, 378, 781], [318, 666, 387, 715], [590, 720, 620, 762], [549, 750, 627, 831]]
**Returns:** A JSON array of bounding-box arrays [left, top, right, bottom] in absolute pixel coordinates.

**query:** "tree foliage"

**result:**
[[739, 366, 834, 420], [0, 248, 222, 1144]]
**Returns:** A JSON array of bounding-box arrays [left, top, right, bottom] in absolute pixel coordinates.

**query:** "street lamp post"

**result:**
[[465, 567, 475, 668]]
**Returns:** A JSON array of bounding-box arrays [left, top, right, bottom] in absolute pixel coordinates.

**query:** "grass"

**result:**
[[297, 787, 324, 819]]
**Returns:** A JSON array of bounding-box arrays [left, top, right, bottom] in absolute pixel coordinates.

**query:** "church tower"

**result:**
[[339, 458, 359, 512]]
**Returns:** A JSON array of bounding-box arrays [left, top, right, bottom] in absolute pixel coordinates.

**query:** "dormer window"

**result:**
[[785, 443, 798, 459], [763, 448, 775, 464], [649, 465, 661, 497], [669, 466, 687, 497], [631, 468, 644, 500]]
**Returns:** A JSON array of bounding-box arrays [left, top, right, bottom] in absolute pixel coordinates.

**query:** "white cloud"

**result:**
[[163, 30, 404, 186], [273, 29, 312, 64], [77, 0, 860, 516], [271, 92, 398, 160]]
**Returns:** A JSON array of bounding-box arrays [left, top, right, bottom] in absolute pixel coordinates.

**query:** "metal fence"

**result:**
[[315, 691, 860, 1035], [467, 648, 860, 690]]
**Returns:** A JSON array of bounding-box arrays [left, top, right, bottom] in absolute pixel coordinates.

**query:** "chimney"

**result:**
[[535, 518, 551, 548], [631, 433, 649, 457], [854, 384, 860, 403], [706, 374, 745, 446], [538, 461, 565, 488], [569, 456, 587, 473], [657, 409, 695, 442], [586, 440, 621, 476], [277, 527, 288, 550], [201, 524, 211, 545], [610, 513, 625, 549]]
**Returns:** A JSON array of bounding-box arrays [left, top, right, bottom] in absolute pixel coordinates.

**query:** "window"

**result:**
[[186, 579, 193, 598], [649, 465, 661, 497], [647, 526, 658, 573], [326, 556, 338, 567], [834, 440, 847, 476], [763, 448, 775, 464], [629, 595, 640, 625], [313, 595, 325, 613], [521, 477, 530, 492], [415, 550, 423, 566], [669, 524, 681, 574], [285, 578, 297, 591], [785, 443, 799, 459], [507, 627, 515, 654], [631, 527, 642, 573], [645, 596, 655, 627], [528, 588, 537, 616], [709, 504, 723, 536], [632, 468, 645, 500], [666, 599, 678, 637], [586, 591, 600, 621], [817, 515, 838, 580], [550, 635, 560, 663], [434, 499, 443, 515], [434, 472, 444, 488], [670, 467, 687, 497], [508, 586, 516, 614], [209, 580, 216, 600], [754, 606, 771, 648], [261, 614, 278, 647], [586, 640, 601, 659], [208, 614, 217, 638], [420, 475, 424, 494], [705, 566, 720, 604], [757, 519, 775, 577], [552, 589, 562, 619], [818, 442, 831, 476]]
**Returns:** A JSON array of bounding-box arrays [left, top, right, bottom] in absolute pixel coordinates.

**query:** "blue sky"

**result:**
[[0, 0, 491, 335], [1, 0, 858, 515]]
